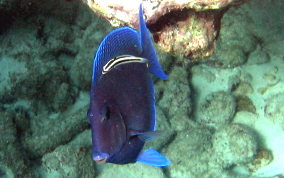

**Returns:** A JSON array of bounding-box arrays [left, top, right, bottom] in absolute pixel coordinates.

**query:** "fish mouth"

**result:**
[[93, 152, 109, 164], [95, 158, 107, 164]]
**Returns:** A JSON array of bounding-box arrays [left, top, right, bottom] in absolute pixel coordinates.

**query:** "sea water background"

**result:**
[[0, 0, 284, 177]]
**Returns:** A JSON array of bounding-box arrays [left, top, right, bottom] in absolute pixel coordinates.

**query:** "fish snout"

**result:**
[[93, 152, 109, 164]]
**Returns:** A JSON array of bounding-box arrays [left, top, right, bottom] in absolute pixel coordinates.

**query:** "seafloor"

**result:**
[[0, 0, 284, 178]]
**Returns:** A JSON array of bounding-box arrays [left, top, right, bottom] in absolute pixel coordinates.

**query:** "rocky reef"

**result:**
[[84, 0, 248, 61]]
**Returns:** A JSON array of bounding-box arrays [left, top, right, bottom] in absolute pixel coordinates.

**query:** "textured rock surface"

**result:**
[[196, 91, 236, 129], [264, 93, 284, 129], [0, 112, 36, 177], [83, 0, 248, 60], [22, 93, 90, 158], [208, 5, 258, 68], [41, 143, 95, 177], [155, 65, 192, 131], [97, 163, 165, 178], [212, 123, 258, 168], [245, 148, 273, 174], [165, 121, 213, 178], [206, 1, 284, 68], [0, 15, 79, 112], [69, 15, 113, 90]]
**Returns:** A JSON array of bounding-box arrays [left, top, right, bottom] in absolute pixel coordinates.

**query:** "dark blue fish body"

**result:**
[[88, 4, 170, 167]]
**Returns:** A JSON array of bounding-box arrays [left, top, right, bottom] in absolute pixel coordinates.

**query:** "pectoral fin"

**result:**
[[129, 130, 165, 142]]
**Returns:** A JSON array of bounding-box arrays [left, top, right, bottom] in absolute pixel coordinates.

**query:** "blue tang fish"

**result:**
[[87, 4, 170, 167]]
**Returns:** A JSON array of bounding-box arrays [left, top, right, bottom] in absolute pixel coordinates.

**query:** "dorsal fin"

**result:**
[[139, 4, 168, 80]]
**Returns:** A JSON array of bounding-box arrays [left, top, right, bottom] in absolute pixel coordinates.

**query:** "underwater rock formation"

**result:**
[[207, 5, 258, 68], [165, 120, 214, 178], [246, 148, 273, 174], [22, 94, 90, 158], [212, 123, 258, 168], [196, 91, 236, 129], [265, 93, 284, 129], [0, 111, 36, 177], [155, 65, 192, 131], [82, 0, 248, 60], [41, 131, 96, 178], [97, 163, 165, 178]]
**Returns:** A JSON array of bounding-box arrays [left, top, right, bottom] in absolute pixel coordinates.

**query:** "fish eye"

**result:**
[[106, 106, 111, 119]]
